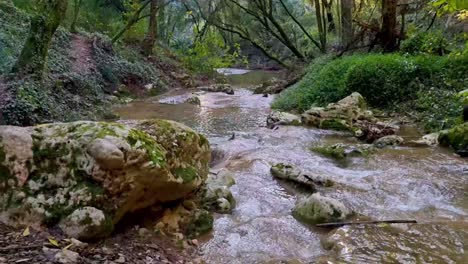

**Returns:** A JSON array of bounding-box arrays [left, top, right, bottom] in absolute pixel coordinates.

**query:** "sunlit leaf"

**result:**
[[22, 226, 30, 237]]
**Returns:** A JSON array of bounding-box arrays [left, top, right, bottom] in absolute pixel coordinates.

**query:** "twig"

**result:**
[[0, 244, 43, 252], [316, 220, 417, 228]]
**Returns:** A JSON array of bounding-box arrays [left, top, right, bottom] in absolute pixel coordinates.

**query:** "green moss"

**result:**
[[312, 145, 346, 160], [127, 128, 166, 168], [172, 166, 198, 183], [439, 123, 468, 151], [320, 119, 351, 131], [186, 209, 213, 238]]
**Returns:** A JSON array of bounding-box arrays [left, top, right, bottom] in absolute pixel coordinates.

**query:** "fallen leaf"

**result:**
[[48, 237, 60, 247], [22, 227, 30, 237]]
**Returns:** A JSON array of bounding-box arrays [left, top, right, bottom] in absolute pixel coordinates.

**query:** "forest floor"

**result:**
[[0, 222, 202, 264], [70, 35, 95, 75]]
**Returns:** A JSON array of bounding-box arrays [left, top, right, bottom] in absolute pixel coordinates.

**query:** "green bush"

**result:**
[[401, 31, 450, 55]]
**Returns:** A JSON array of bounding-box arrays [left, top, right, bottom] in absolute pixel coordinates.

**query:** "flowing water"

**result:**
[[114, 70, 468, 264]]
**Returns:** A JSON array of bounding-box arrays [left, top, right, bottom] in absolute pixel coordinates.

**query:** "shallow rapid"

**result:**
[[114, 70, 468, 264]]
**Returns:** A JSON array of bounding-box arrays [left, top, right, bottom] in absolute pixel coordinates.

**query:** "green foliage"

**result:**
[[179, 30, 242, 74], [401, 31, 450, 55]]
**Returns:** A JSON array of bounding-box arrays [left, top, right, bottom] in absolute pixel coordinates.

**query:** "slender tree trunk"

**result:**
[[313, 0, 326, 51], [70, 0, 82, 33], [12, 0, 68, 79], [323, 0, 335, 32], [340, 0, 353, 47], [142, 0, 159, 55], [381, 0, 398, 52]]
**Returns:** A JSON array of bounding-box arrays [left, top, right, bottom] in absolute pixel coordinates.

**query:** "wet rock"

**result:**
[[439, 123, 468, 155], [311, 143, 375, 160], [202, 169, 236, 213], [253, 78, 288, 94], [59, 207, 112, 240], [54, 249, 80, 263], [266, 111, 301, 128], [301, 93, 374, 132], [373, 135, 404, 148], [199, 84, 234, 95], [185, 96, 201, 105], [292, 193, 352, 225], [354, 120, 398, 143], [410, 133, 440, 147], [0, 120, 210, 238], [270, 163, 333, 189]]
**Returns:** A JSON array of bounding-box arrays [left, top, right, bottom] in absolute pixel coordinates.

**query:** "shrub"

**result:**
[[401, 31, 450, 55]]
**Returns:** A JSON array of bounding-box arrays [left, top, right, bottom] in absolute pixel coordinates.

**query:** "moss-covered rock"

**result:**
[[0, 119, 211, 239], [270, 163, 333, 188], [439, 123, 468, 153], [59, 207, 113, 241], [301, 93, 375, 132], [266, 111, 302, 128], [185, 209, 214, 238], [292, 193, 352, 225], [311, 143, 375, 160]]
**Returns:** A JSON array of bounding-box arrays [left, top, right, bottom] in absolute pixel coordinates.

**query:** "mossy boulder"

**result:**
[[59, 207, 113, 241], [292, 193, 352, 225], [301, 93, 374, 132], [0, 120, 211, 239], [270, 163, 333, 189], [439, 123, 468, 154], [311, 143, 375, 160]]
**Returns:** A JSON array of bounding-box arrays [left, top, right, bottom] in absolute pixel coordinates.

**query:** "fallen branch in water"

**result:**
[[316, 220, 417, 228]]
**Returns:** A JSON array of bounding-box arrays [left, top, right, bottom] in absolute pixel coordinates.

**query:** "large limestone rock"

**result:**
[[439, 123, 468, 156], [0, 120, 211, 239], [301, 92, 373, 131], [292, 193, 352, 225], [266, 111, 301, 128]]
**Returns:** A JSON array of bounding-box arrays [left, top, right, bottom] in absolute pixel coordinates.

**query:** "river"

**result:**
[[114, 70, 468, 264]]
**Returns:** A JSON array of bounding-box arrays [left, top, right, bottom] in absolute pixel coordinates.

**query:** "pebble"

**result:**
[[114, 254, 126, 263], [0, 257, 6, 264], [54, 249, 80, 263]]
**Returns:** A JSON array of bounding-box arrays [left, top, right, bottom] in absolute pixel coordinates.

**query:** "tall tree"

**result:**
[[142, 0, 159, 55], [12, 0, 68, 79], [340, 0, 353, 47], [381, 0, 398, 51]]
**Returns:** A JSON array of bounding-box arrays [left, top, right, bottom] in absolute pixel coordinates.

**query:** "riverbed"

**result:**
[[114, 70, 468, 264]]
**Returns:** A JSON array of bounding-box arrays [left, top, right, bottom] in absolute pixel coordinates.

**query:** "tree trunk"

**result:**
[[11, 0, 68, 79], [70, 0, 82, 33], [340, 0, 353, 47], [381, 0, 398, 52], [142, 0, 159, 55], [323, 0, 335, 32], [313, 0, 326, 51]]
